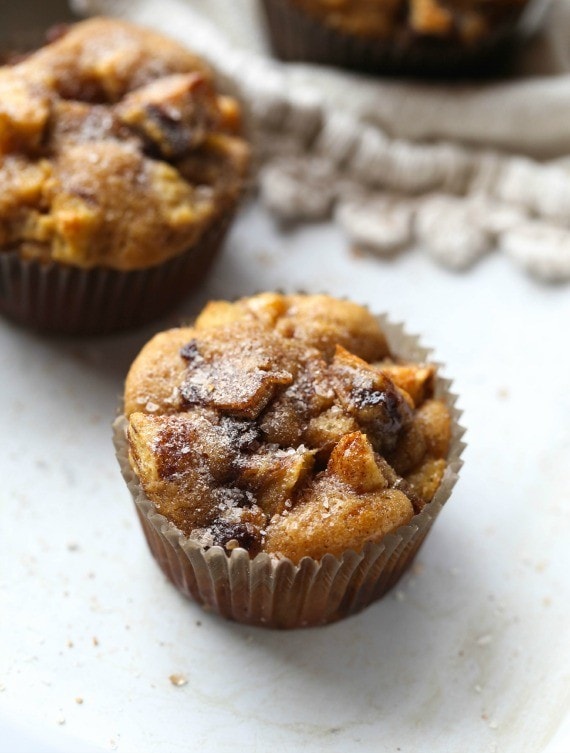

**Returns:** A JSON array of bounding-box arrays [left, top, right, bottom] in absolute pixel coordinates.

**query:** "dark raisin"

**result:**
[[353, 387, 387, 409], [145, 104, 193, 158], [180, 339, 201, 363], [209, 519, 262, 555], [352, 384, 411, 450], [383, 388, 407, 426], [220, 487, 256, 508], [179, 382, 202, 407], [220, 416, 261, 453]]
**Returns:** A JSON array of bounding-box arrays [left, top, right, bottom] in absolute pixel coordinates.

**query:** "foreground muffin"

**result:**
[[261, 0, 549, 77], [0, 18, 250, 334], [114, 293, 464, 627]]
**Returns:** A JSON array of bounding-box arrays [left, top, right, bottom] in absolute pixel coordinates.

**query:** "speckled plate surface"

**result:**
[[1, 199, 569, 753]]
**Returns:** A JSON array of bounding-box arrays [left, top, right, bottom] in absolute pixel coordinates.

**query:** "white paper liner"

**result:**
[[113, 313, 466, 628]]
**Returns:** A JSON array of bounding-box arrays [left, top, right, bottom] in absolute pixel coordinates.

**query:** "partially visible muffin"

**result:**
[[0, 18, 250, 333], [123, 293, 451, 563], [289, 0, 529, 44], [261, 0, 547, 77]]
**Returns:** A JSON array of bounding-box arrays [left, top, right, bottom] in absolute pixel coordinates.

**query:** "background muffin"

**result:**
[[260, 0, 550, 77], [0, 18, 250, 334], [114, 293, 464, 628]]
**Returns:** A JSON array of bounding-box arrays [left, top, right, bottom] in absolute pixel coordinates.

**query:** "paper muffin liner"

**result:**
[[113, 313, 466, 628], [260, 0, 551, 77], [0, 210, 235, 336]]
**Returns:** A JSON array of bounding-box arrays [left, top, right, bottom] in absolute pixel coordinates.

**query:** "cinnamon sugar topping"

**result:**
[[125, 294, 451, 563]]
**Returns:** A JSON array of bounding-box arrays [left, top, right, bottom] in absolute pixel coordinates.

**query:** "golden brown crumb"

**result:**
[[405, 457, 446, 502], [264, 434, 415, 560]]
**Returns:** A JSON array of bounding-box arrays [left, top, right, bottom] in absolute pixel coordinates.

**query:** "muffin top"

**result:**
[[292, 0, 529, 42], [0, 18, 249, 270], [124, 294, 452, 563]]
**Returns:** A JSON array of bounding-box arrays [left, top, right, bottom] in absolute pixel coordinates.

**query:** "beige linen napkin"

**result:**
[[75, 0, 570, 281]]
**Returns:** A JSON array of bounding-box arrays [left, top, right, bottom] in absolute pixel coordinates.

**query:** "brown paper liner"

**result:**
[[0, 210, 235, 336], [113, 314, 466, 628], [260, 0, 550, 78]]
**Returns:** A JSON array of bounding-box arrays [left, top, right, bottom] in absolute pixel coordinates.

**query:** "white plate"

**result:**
[[1, 202, 569, 753]]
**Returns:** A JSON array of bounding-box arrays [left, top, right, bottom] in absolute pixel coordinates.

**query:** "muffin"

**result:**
[[260, 0, 550, 77], [114, 293, 464, 628], [0, 18, 250, 334]]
